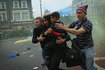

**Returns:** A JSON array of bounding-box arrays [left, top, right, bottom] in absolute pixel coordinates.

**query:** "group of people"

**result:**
[[32, 5, 97, 70]]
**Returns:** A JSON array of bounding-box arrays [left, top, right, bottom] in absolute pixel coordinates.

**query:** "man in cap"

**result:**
[[55, 5, 97, 70]]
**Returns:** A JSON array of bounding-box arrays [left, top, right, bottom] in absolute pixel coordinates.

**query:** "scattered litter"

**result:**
[[33, 67, 38, 69], [8, 53, 20, 58], [27, 48, 31, 50], [33, 65, 45, 70], [21, 51, 31, 55], [29, 55, 34, 57], [14, 38, 31, 44], [8, 51, 31, 58]]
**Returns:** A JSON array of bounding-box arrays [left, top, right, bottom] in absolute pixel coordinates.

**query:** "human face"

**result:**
[[51, 17, 57, 23], [43, 19, 49, 26], [76, 10, 86, 21], [34, 19, 42, 27]]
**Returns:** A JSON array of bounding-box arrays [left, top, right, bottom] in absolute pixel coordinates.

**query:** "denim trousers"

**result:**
[[81, 47, 97, 70], [42, 48, 46, 61]]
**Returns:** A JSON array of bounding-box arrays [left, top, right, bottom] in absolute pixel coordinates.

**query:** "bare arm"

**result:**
[[63, 27, 86, 35], [56, 37, 66, 44], [44, 28, 53, 35], [64, 25, 69, 28], [55, 23, 86, 35]]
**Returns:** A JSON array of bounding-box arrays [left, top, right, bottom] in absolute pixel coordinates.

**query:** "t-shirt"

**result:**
[[69, 18, 94, 49]]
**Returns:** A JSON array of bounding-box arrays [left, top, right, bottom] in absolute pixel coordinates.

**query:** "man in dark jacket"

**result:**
[[32, 17, 46, 64], [32, 15, 54, 69]]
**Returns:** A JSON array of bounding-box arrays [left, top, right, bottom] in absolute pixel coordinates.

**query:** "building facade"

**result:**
[[71, 0, 105, 17], [0, 0, 33, 40], [0, 0, 33, 24]]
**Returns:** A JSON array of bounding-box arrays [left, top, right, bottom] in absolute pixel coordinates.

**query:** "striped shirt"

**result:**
[[69, 18, 94, 49]]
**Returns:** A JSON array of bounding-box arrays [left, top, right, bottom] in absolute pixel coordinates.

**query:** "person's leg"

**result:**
[[45, 41, 57, 70], [44, 41, 54, 65], [49, 45, 65, 70], [46, 57, 52, 70], [42, 48, 45, 60], [41, 48, 46, 67], [46, 55, 64, 70], [81, 47, 97, 70], [50, 52, 62, 70], [44, 42, 54, 57]]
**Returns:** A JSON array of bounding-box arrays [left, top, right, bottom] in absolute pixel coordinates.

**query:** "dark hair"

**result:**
[[34, 17, 43, 23], [51, 11, 60, 19], [43, 14, 51, 23]]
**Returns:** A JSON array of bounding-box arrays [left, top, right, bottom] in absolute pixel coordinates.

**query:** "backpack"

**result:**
[[63, 38, 85, 67]]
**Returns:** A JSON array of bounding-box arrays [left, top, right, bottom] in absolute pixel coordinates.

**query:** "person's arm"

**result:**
[[37, 36, 45, 42], [44, 28, 53, 35], [64, 25, 69, 28], [63, 27, 86, 35], [55, 23, 86, 35], [56, 37, 66, 44], [32, 29, 39, 43]]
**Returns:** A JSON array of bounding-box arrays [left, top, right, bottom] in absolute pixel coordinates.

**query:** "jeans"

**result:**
[[81, 47, 97, 70], [42, 48, 46, 61]]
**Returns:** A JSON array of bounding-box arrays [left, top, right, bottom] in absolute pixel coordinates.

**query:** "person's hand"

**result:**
[[55, 23, 64, 29], [56, 37, 65, 44], [37, 36, 45, 41], [44, 28, 53, 35]]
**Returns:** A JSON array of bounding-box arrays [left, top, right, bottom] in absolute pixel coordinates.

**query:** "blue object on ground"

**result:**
[[8, 54, 17, 58], [8, 53, 19, 58]]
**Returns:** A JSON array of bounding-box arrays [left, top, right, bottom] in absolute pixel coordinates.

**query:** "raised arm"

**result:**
[[55, 23, 86, 35]]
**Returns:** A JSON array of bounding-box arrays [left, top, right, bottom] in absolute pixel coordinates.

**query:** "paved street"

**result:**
[[0, 37, 67, 70], [0, 37, 44, 70], [0, 37, 105, 70]]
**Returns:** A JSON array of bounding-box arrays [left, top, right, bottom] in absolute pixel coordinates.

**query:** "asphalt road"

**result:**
[[0, 37, 45, 70], [0, 37, 105, 70], [0, 37, 67, 70]]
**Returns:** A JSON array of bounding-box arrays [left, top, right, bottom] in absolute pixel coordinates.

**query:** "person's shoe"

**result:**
[[40, 63, 45, 68], [44, 56, 50, 65]]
